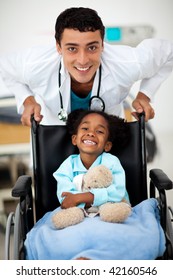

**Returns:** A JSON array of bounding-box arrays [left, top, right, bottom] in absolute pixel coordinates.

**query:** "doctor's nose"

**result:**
[[77, 50, 89, 65]]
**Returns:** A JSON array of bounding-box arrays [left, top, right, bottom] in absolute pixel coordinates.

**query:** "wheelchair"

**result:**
[[4, 113, 173, 260]]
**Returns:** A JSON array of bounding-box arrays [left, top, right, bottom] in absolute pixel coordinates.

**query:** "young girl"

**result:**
[[53, 109, 131, 228]]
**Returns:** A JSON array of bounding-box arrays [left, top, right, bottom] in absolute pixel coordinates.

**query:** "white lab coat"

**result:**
[[0, 39, 173, 125]]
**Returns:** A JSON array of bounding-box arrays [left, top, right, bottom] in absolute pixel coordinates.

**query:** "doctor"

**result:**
[[0, 7, 173, 126]]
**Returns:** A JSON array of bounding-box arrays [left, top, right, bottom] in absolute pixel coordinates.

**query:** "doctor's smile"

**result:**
[[75, 66, 90, 72]]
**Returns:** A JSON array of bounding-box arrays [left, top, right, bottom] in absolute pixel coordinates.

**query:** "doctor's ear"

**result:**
[[56, 43, 62, 54]]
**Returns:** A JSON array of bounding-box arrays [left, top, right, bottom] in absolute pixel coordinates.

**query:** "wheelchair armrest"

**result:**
[[12, 175, 32, 198], [12, 175, 34, 236], [149, 169, 173, 238], [149, 169, 173, 191]]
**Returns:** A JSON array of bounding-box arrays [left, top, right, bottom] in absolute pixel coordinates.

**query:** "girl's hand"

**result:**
[[61, 192, 94, 209], [61, 192, 79, 209]]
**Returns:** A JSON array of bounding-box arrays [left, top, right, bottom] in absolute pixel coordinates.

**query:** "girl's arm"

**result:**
[[53, 156, 94, 208], [61, 192, 94, 209]]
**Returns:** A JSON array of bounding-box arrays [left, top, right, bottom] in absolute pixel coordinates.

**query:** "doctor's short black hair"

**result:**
[[55, 7, 105, 44], [66, 109, 130, 151]]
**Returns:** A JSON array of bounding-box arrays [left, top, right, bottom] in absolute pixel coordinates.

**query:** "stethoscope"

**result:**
[[58, 63, 105, 122]]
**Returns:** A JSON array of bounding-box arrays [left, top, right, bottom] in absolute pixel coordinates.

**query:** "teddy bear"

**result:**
[[52, 165, 131, 229]]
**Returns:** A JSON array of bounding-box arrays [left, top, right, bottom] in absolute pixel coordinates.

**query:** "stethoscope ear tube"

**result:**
[[89, 64, 105, 111], [58, 62, 68, 121]]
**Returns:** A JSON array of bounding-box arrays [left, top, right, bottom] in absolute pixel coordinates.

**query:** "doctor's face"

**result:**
[[56, 29, 104, 84]]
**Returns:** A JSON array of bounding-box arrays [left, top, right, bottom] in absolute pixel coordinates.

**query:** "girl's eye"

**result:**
[[96, 130, 104, 134], [81, 127, 88, 131]]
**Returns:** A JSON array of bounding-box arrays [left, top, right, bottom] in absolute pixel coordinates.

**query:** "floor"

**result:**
[[0, 175, 13, 260], [0, 133, 172, 260]]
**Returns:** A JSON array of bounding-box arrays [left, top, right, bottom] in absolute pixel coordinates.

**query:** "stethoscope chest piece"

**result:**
[[89, 95, 105, 111], [58, 109, 68, 122]]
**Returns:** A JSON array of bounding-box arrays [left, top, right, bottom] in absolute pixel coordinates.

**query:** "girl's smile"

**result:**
[[72, 113, 112, 168]]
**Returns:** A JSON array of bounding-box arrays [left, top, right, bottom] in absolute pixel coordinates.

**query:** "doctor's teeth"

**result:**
[[77, 67, 89, 71]]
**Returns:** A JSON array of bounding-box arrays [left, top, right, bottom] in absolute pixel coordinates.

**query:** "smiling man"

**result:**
[[56, 29, 103, 92], [0, 7, 173, 126]]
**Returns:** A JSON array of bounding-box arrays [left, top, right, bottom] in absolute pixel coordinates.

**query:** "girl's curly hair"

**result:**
[[66, 109, 130, 152]]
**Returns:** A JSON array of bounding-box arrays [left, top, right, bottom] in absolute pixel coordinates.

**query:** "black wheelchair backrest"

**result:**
[[31, 115, 147, 221]]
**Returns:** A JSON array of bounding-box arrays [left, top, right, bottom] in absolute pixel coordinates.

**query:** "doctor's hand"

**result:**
[[131, 92, 155, 121], [21, 96, 43, 126]]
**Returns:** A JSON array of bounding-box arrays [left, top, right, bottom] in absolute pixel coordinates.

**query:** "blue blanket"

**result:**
[[25, 198, 166, 260]]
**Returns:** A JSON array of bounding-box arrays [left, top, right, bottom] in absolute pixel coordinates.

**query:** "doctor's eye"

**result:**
[[68, 47, 77, 52], [88, 45, 97, 52]]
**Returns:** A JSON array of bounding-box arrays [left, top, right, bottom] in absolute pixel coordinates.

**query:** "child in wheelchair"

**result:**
[[52, 109, 131, 229]]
